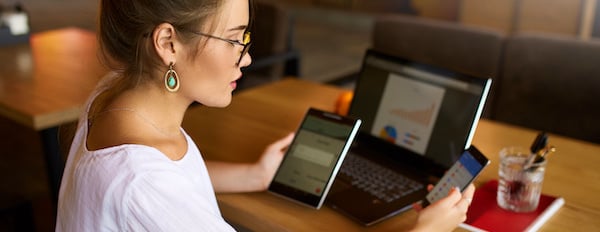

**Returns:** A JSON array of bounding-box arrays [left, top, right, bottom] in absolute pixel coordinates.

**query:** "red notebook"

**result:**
[[461, 180, 565, 232]]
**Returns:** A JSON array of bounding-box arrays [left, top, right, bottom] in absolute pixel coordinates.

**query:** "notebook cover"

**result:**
[[462, 180, 564, 232]]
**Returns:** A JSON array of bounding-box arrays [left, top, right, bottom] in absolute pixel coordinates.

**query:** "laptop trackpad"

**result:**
[[328, 188, 400, 225], [328, 180, 352, 195]]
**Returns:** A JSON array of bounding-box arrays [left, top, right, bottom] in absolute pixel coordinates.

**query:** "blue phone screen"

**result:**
[[425, 149, 484, 204]]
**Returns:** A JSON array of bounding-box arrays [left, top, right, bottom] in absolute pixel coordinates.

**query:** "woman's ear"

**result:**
[[152, 23, 177, 66]]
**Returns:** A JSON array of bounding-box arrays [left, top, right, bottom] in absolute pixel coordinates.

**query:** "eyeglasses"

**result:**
[[189, 31, 251, 66]]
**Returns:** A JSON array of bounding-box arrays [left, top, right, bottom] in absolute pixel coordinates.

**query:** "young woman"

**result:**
[[56, 0, 474, 231]]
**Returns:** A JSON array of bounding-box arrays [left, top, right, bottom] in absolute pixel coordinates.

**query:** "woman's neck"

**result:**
[[86, 82, 191, 160], [108, 84, 189, 135]]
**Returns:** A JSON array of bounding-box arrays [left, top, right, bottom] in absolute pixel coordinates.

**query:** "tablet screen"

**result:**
[[269, 108, 361, 209]]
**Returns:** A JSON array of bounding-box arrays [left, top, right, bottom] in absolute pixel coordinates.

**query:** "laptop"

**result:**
[[326, 49, 492, 226]]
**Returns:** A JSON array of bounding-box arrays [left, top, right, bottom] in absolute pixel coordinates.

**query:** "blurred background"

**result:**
[[1, 0, 599, 231]]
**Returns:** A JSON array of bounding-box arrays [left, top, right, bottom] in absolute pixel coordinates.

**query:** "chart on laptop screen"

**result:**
[[371, 73, 445, 155]]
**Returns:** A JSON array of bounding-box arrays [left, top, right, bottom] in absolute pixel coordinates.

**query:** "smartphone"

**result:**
[[268, 108, 361, 209], [423, 146, 490, 206]]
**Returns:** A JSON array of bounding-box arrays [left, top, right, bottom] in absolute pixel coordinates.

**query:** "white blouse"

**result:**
[[56, 78, 235, 232]]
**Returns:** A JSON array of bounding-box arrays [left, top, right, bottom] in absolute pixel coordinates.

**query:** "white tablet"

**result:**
[[268, 108, 361, 209]]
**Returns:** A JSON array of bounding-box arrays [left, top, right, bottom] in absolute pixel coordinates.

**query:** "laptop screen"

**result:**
[[349, 50, 491, 168]]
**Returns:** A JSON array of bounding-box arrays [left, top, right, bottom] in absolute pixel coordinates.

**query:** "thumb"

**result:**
[[439, 187, 462, 207], [269, 132, 294, 151]]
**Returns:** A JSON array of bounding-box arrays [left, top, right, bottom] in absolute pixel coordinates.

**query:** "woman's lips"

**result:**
[[231, 75, 242, 89]]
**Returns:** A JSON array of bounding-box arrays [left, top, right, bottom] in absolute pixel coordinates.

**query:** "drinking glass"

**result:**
[[497, 146, 546, 212]]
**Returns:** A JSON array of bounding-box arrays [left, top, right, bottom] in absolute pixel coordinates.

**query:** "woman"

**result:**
[[56, 0, 474, 231]]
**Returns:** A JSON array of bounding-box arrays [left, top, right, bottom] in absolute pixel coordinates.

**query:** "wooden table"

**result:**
[[182, 78, 600, 231], [0, 27, 107, 203]]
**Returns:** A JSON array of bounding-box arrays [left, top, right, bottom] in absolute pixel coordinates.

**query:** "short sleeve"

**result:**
[[121, 170, 235, 232]]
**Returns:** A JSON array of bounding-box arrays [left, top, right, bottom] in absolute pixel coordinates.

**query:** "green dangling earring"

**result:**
[[164, 62, 180, 92]]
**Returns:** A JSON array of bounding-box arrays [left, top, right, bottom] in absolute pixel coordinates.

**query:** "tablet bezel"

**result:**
[[268, 108, 361, 209]]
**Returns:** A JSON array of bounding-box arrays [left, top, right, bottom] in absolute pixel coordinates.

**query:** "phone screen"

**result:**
[[425, 146, 489, 205]]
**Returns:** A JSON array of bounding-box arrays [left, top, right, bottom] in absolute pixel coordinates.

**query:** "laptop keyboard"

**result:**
[[339, 154, 424, 203]]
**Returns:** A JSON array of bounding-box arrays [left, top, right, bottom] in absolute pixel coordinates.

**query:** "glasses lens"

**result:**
[[236, 32, 252, 66], [243, 32, 251, 44]]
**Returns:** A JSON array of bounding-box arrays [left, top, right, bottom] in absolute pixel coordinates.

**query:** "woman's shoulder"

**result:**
[[72, 144, 189, 202], [63, 145, 222, 231], [86, 109, 189, 160], [80, 144, 177, 176]]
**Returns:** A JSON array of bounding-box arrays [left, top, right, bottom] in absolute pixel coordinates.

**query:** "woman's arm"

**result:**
[[206, 133, 294, 193]]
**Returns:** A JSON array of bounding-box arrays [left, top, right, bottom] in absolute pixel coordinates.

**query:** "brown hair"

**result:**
[[91, 0, 224, 117], [99, 0, 224, 75]]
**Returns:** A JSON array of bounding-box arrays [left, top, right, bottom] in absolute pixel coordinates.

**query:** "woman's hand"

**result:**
[[255, 132, 295, 189], [410, 184, 475, 232]]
